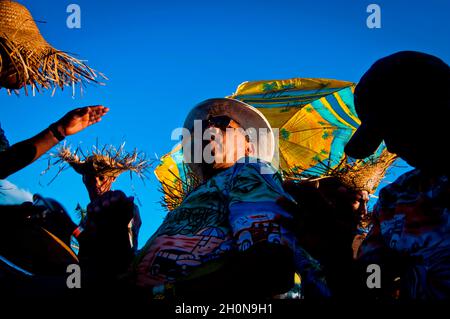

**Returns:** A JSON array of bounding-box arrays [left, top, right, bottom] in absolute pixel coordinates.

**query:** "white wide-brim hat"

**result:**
[[183, 98, 275, 179]]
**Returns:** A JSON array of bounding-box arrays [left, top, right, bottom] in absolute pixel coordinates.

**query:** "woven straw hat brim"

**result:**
[[66, 157, 130, 178], [55, 146, 149, 178], [0, 0, 101, 93]]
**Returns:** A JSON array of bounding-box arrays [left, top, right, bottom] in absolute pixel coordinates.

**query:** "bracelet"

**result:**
[[49, 123, 65, 141]]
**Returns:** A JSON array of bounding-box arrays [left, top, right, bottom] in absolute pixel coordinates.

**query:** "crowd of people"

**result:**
[[1, 0, 449, 302]]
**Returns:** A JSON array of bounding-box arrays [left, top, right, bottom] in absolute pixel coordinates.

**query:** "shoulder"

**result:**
[[373, 168, 423, 221], [377, 168, 421, 207]]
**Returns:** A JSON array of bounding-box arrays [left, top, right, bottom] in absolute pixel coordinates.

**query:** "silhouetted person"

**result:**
[[345, 51, 450, 300]]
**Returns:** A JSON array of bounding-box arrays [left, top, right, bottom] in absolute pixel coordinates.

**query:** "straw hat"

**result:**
[[331, 150, 397, 193], [285, 149, 397, 194], [0, 0, 101, 93], [47, 144, 151, 181], [183, 98, 275, 180]]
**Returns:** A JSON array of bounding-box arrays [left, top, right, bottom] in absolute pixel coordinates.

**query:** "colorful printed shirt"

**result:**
[[358, 168, 450, 299], [133, 158, 297, 289]]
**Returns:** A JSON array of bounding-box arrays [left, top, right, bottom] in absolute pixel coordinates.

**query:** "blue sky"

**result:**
[[1, 0, 449, 247]]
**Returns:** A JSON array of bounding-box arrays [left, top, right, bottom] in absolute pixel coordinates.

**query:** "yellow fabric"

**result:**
[[232, 78, 354, 97]]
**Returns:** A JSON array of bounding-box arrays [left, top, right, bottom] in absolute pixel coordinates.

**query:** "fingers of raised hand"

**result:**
[[87, 105, 109, 124]]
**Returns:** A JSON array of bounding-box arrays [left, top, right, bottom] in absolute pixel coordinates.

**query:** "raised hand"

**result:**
[[56, 105, 109, 137]]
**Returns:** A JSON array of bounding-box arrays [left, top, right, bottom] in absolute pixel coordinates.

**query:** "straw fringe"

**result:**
[[0, 0, 105, 94], [158, 164, 200, 212], [43, 143, 152, 184], [283, 150, 398, 193], [0, 35, 103, 93]]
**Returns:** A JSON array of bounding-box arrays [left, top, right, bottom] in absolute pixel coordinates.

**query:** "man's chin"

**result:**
[[212, 162, 235, 170]]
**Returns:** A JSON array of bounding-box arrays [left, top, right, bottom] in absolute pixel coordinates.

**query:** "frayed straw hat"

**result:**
[[0, 0, 103, 94], [47, 143, 151, 181], [330, 150, 397, 193], [285, 149, 397, 194]]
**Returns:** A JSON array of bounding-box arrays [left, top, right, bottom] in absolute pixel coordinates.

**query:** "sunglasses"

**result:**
[[202, 116, 239, 131]]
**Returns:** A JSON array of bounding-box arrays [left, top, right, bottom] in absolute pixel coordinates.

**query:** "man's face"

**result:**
[[347, 189, 370, 217], [336, 186, 370, 222], [82, 174, 116, 200], [202, 116, 253, 171]]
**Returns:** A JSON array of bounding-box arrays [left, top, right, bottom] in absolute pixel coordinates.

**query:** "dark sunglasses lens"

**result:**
[[205, 116, 232, 130]]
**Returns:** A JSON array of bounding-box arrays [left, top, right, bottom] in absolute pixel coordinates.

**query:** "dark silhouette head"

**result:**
[[345, 51, 450, 173]]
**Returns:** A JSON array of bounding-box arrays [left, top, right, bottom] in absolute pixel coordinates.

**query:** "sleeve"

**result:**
[[227, 162, 296, 252], [0, 139, 37, 179]]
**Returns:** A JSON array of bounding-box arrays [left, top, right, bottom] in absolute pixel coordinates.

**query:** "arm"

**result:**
[[0, 106, 108, 179], [0, 127, 59, 179]]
